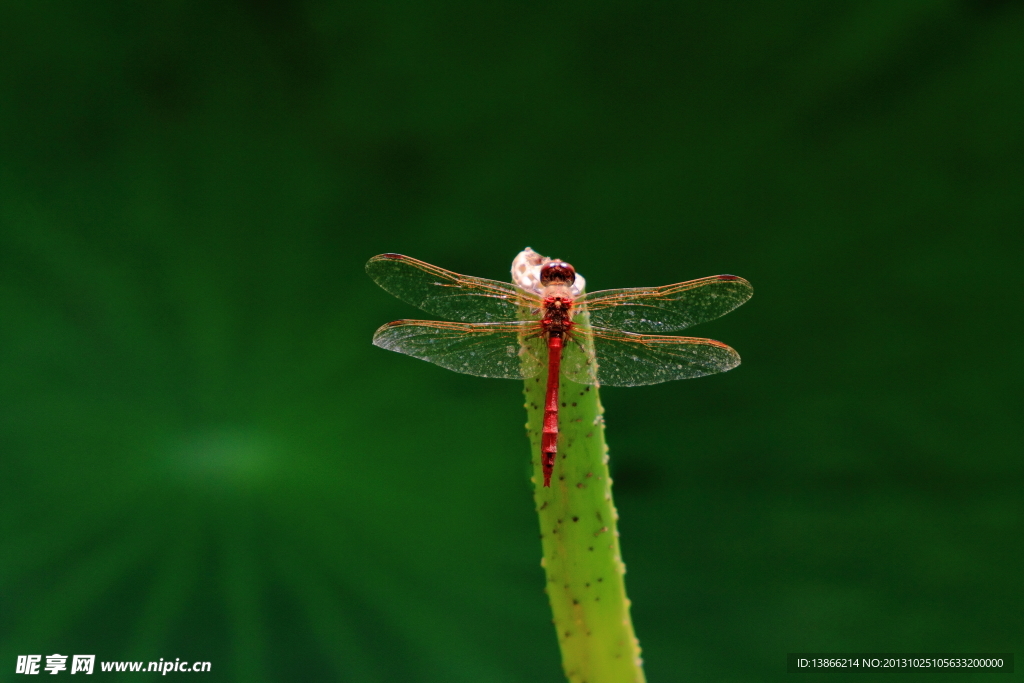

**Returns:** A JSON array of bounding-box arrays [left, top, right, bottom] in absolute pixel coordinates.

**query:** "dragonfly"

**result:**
[[366, 250, 752, 487]]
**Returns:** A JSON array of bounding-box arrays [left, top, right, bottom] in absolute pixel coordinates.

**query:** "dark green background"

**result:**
[[2, 2, 1021, 681]]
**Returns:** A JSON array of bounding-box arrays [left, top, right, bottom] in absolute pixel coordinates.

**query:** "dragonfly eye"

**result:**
[[540, 261, 576, 286]]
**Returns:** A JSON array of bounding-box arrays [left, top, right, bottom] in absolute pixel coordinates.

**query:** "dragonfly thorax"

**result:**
[[541, 295, 574, 336]]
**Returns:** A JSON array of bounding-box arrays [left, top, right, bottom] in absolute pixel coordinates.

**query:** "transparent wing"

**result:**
[[372, 320, 546, 379], [580, 275, 753, 333], [562, 327, 741, 387], [366, 253, 538, 323]]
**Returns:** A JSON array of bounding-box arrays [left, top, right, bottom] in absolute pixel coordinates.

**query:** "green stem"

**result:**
[[524, 310, 646, 683]]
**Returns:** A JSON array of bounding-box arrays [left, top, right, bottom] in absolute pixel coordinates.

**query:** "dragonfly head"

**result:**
[[540, 261, 576, 286]]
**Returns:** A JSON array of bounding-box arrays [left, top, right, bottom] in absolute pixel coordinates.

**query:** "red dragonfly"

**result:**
[[366, 251, 752, 487]]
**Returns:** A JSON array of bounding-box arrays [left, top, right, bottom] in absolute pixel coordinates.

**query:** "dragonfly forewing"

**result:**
[[563, 328, 741, 387], [582, 275, 753, 333], [372, 320, 545, 380], [366, 254, 536, 323]]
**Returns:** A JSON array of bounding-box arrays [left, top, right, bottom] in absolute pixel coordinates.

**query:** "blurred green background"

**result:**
[[2, 1, 1022, 681]]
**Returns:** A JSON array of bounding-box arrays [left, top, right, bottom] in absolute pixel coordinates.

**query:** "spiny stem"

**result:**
[[524, 310, 645, 683]]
